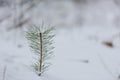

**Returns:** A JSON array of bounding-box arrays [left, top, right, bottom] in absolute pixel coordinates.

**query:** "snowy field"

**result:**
[[0, 26, 120, 80], [0, 0, 120, 80]]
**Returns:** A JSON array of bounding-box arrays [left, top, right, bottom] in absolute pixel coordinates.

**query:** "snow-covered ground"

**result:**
[[0, 0, 120, 80], [0, 26, 120, 80]]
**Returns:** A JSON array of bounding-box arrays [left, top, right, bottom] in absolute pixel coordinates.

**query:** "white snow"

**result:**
[[0, 26, 120, 80], [0, 0, 120, 80]]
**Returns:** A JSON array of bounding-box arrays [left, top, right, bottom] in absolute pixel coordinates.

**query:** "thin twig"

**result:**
[[3, 66, 7, 80], [97, 53, 117, 79]]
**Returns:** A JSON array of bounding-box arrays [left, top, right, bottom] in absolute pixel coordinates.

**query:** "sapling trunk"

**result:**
[[39, 33, 42, 76]]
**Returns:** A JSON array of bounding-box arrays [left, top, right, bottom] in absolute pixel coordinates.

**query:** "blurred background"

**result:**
[[0, 0, 120, 80], [1, 0, 120, 31]]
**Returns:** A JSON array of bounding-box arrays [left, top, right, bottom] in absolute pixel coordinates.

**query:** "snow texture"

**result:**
[[0, 0, 120, 80]]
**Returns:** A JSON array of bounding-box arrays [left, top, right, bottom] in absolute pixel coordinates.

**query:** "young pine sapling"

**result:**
[[26, 25, 55, 76]]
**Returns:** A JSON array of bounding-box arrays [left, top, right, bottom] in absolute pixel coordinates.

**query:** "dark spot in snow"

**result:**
[[118, 75, 120, 79], [17, 44, 22, 48], [102, 41, 113, 48], [73, 59, 90, 63], [77, 59, 89, 63]]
